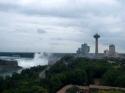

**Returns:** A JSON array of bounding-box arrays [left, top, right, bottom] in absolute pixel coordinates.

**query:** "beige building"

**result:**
[[104, 44, 118, 57]]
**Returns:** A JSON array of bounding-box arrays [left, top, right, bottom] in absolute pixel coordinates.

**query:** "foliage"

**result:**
[[0, 56, 125, 93]]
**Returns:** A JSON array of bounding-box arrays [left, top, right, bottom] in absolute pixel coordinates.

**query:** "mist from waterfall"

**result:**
[[17, 53, 48, 68]]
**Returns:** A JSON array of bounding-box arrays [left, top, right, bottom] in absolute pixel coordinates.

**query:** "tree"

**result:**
[[115, 74, 125, 87], [102, 69, 121, 86]]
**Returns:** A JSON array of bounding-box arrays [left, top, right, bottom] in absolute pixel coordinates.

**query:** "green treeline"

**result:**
[[0, 56, 125, 93]]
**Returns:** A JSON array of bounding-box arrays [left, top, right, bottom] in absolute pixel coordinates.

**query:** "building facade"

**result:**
[[77, 43, 90, 56], [108, 44, 116, 57], [104, 44, 117, 57]]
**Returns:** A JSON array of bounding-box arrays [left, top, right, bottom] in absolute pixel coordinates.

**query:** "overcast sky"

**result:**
[[0, 0, 125, 53]]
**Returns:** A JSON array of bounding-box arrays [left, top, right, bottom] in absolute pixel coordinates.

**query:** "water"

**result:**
[[0, 53, 48, 77], [17, 53, 48, 68]]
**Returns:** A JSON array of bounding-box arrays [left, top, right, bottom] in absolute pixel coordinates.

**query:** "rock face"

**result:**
[[0, 59, 22, 73]]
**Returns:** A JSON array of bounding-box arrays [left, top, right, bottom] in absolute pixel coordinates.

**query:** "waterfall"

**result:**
[[17, 52, 48, 68]]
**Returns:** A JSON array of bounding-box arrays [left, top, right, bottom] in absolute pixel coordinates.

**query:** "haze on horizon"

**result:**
[[0, 0, 125, 53]]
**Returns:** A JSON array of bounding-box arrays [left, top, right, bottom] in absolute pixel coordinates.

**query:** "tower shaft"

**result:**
[[93, 33, 100, 55], [95, 38, 98, 54]]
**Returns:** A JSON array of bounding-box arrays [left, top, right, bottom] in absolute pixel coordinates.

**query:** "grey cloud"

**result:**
[[0, 0, 125, 53], [0, 0, 121, 18], [37, 29, 47, 34]]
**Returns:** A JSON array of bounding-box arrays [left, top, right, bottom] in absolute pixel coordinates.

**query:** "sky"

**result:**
[[0, 0, 125, 53]]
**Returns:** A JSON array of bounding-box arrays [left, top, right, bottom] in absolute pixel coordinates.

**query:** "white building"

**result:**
[[104, 44, 117, 57], [104, 49, 109, 57], [77, 43, 90, 56], [108, 44, 116, 57]]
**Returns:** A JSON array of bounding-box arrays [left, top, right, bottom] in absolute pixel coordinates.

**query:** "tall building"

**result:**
[[104, 49, 109, 56], [93, 33, 100, 55], [77, 48, 81, 54], [81, 43, 90, 55], [77, 43, 90, 55], [108, 44, 116, 57], [104, 44, 118, 57]]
